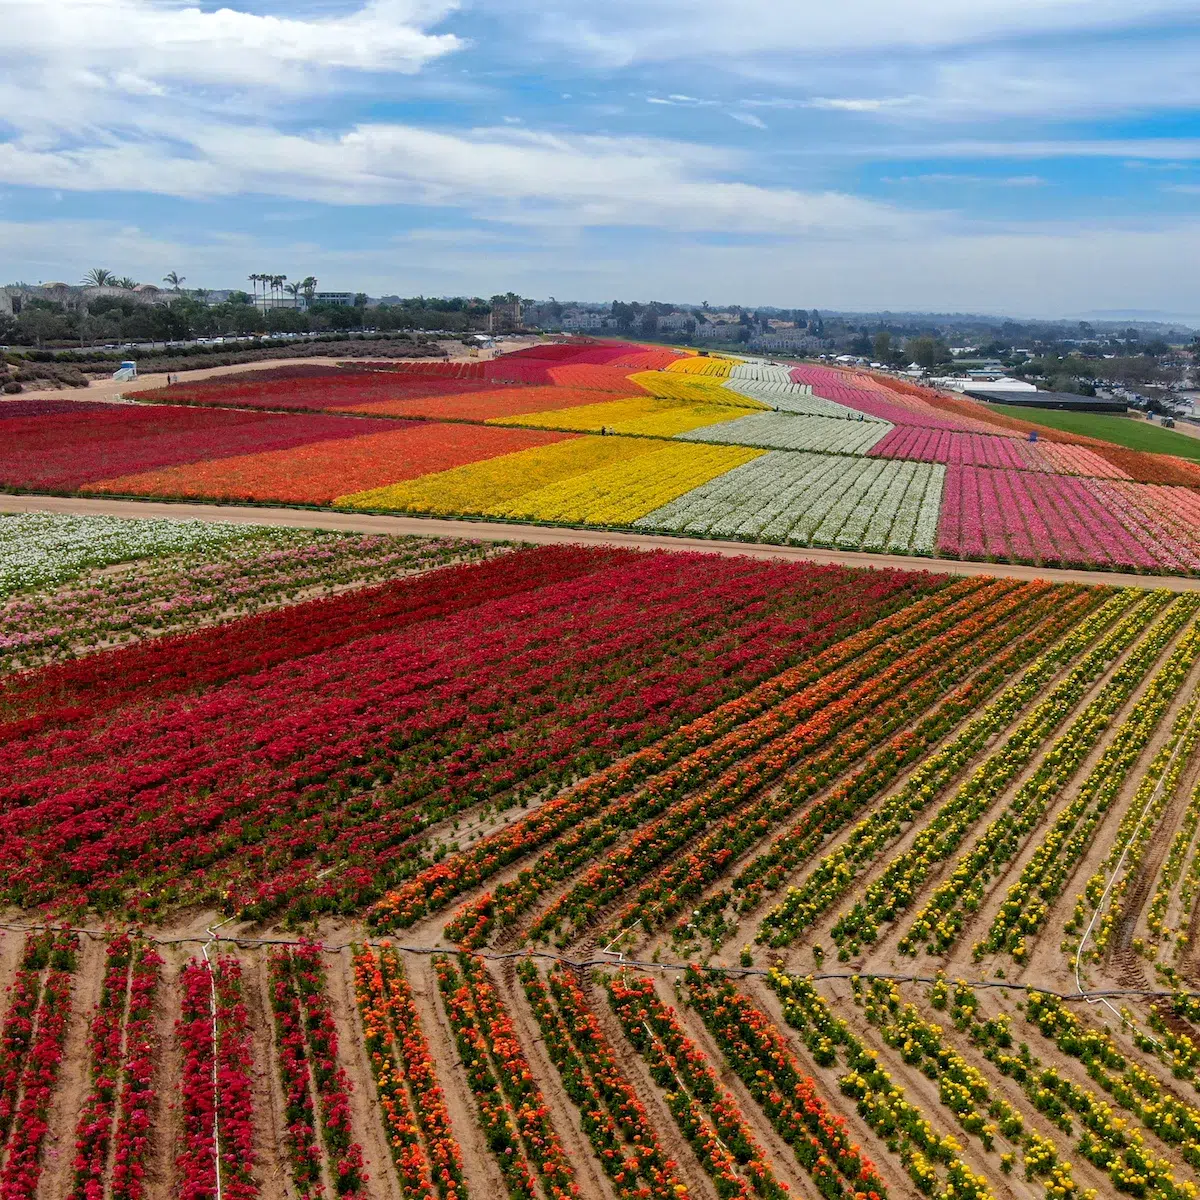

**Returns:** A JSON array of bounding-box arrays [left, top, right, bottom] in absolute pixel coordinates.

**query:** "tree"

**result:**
[[227, 290, 253, 306], [640, 311, 659, 337], [905, 334, 951, 371], [301, 276, 318, 307], [163, 271, 186, 291], [353, 292, 369, 308], [247, 274, 261, 307], [114, 277, 137, 290], [284, 282, 303, 308], [872, 330, 892, 363], [191, 288, 211, 305], [16, 307, 65, 348], [82, 268, 116, 288]]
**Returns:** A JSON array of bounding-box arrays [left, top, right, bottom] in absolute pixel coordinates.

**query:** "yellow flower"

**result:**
[[488, 395, 760, 437]]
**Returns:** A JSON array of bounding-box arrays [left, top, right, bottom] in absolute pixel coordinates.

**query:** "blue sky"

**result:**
[[3, 0, 1199, 316]]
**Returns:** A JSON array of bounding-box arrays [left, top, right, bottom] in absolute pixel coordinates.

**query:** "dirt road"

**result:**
[[6, 339, 540, 406], [3, 492, 1195, 591]]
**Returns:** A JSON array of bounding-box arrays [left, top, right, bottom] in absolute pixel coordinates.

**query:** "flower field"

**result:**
[[487, 394, 763, 437], [6, 337, 1200, 574], [337, 436, 762, 522], [3, 339, 1200, 573], [87, 422, 573, 505], [0, 518, 495, 672], [679, 411, 894, 455], [636, 452, 944, 554], [8, 496, 1200, 1200]]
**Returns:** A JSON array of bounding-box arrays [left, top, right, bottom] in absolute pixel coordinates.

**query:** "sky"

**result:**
[[2, 0, 1199, 317]]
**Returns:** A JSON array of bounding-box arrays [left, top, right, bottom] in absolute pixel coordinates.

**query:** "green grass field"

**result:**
[[983, 404, 1200, 461]]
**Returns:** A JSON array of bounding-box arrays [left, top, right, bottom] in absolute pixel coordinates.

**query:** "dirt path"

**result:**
[[3, 493, 1196, 591], [6, 340, 548, 406], [11, 357, 351, 406]]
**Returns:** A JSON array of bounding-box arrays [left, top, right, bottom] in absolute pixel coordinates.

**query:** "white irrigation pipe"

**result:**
[[202, 915, 236, 1200], [600, 919, 642, 964], [1074, 695, 1200, 1044]]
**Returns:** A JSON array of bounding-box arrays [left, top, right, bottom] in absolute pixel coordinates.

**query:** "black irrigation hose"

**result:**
[[0, 919, 1187, 1003]]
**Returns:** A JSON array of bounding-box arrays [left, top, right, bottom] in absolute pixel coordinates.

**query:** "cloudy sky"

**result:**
[[3, 0, 1198, 315]]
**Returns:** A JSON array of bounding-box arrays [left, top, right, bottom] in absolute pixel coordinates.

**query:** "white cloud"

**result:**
[[499, 0, 1200, 66], [1165, 184, 1200, 194], [729, 112, 767, 129], [5, 0, 462, 94], [0, 121, 917, 237], [808, 97, 916, 113], [872, 138, 1200, 160], [885, 174, 1047, 186]]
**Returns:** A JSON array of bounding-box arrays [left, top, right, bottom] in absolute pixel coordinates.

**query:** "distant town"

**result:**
[[2, 275, 1197, 421]]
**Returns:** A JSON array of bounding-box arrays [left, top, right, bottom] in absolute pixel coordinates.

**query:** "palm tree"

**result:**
[[191, 288, 211, 304], [82, 268, 115, 287], [284, 282, 302, 308], [248, 273, 260, 307], [275, 275, 288, 309], [163, 271, 185, 291], [301, 276, 318, 307], [116, 277, 137, 290]]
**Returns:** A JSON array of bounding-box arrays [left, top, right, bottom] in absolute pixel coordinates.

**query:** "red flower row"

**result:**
[[110, 942, 162, 1200], [268, 944, 367, 1197], [0, 930, 79, 1200], [176, 957, 258, 1200]]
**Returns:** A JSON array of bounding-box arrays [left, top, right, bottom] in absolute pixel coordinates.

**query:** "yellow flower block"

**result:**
[[492, 442, 763, 525], [664, 356, 736, 378], [628, 371, 768, 407], [336, 436, 658, 514], [488, 395, 760, 437]]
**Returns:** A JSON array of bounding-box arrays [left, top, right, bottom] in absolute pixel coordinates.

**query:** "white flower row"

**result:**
[[678, 411, 893, 456], [727, 362, 800, 384], [636, 451, 945, 555], [0, 512, 266, 596]]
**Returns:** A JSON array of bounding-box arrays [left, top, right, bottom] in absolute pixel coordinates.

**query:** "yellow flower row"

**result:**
[[664, 356, 736, 378], [336, 435, 760, 525], [628, 371, 768, 407], [487, 395, 759, 438], [335, 437, 638, 513], [491, 441, 762, 525]]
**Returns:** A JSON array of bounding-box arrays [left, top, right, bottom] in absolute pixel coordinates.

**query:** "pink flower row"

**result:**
[[788, 365, 996, 434], [870, 426, 1127, 479], [937, 466, 1200, 573]]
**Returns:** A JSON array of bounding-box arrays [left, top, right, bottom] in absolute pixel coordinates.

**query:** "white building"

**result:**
[[692, 322, 740, 340], [931, 375, 1038, 393], [560, 309, 608, 331], [750, 329, 825, 354]]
